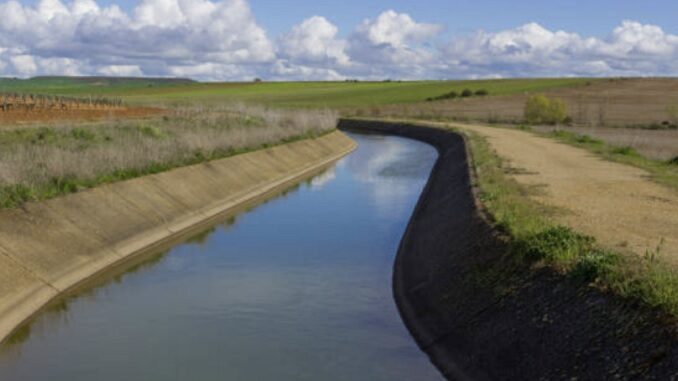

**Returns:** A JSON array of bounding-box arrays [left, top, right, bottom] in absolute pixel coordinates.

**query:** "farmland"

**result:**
[[0, 76, 592, 108], [364, 78, 678, 128]]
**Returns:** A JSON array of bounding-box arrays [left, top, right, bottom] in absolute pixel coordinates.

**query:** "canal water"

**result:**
[[0, 132, 442, 380]]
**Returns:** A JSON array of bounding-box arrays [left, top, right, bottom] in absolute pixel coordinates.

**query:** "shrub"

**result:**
[[574, 134, 603, 145], [461, 88, 473, 97], [444, 91, 458, 99], [668, 156, 678, 165], [475, 89, 489, 96], [426, 91, 458, 102], [524, 94, 568, 124], [70, 128, 96, 141], [611, 146, 640, 156]]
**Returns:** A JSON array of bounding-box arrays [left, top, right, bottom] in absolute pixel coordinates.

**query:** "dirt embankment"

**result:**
[[338, 119, 677, 381], [0, 131, 356, 344]]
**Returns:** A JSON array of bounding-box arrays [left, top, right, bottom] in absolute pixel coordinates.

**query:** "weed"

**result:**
[[0, 185, 35, 208], [70, 128, 96, 141], [514, 226, 593, 263], [137, 124, 166, 139], [611, 146, 640, 156]]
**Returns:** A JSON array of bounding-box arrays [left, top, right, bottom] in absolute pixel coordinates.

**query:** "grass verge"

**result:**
[[542, 129, 678, 190], [462, 128, 678, 316], [0, 104, 337, 208]]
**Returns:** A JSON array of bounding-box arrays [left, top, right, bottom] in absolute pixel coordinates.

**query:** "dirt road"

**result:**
[[451, 122, 678, 263]]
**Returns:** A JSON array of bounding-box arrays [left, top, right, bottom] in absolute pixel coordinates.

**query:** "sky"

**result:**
[[1, 0, 678, 81]]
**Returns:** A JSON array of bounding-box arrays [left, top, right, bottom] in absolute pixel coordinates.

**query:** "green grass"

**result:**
[[1, 77, 593, 108], [462, 128, 678, 315], [0, 76, 193, 95]]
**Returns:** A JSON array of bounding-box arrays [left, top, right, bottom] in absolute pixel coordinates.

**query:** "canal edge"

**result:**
[[0, 130, 357, 345]]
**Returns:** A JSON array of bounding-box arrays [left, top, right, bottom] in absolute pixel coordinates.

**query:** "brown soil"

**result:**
[[452, 122, 678, 263], [0, 107, 165, 126]]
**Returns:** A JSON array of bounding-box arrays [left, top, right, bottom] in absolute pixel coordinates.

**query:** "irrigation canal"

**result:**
[[0, 132, 442, 380]]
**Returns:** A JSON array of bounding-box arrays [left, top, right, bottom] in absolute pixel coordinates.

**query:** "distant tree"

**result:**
[[524, 95, 568, 124], [475, 89, 489, 96], [254, 78, 263, 83], [461, 88, 473, 97]]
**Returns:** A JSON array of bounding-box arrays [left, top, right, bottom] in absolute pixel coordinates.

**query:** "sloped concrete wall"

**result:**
[[0, 131, 356, 343]]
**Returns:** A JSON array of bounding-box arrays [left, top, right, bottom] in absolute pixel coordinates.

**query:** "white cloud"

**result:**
[[9, 55, 38, 76], [269, 60, 343, 81], [278, 16, 349, 66], [98, 64, 143, 76], [348, 10, 442, 66], [441, 21, 678, 77], [0, 1, 677, 81], [0, 0, 274, 78], [356, 10, 442, 48]]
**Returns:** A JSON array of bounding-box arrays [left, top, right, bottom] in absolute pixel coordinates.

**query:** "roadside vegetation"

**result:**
[[523, 94, 568, 125], [462, 128, 678, 316], [542, 129, 678, 190], [0, 104, 337, 208]]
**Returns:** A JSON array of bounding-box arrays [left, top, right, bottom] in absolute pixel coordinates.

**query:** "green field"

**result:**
[[0, 77, 592, 108]]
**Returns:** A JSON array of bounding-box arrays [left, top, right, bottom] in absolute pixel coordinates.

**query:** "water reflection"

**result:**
[[0, 132, 441, 381], [347, 134, 437, 219]]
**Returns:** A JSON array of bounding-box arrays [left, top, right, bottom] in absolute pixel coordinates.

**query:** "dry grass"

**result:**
[[352, 78, 678, 127], [0, 103, 337, 207], [351, 78, 678, 162], [532, 126, 678, 161]]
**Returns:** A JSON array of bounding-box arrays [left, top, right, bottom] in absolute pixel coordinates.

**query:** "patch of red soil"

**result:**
[[0, 107, 166, 126]]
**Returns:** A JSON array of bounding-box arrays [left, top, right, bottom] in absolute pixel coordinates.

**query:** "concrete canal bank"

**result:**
[[0, 131, 356, 344], [338, 119, 677, 380]]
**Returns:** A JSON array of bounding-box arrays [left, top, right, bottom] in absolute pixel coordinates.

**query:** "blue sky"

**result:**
[[84, 0, 678, 37], [2, 0, 678, 80], [257, 0, 678, 37]]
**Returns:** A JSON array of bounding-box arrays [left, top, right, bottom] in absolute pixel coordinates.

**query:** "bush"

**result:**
[[524, 94, 568, 124], [475, 89, 489, 96], [667, 156, 678, 165], [70, 128, 96, 141], [443, 91, 458, 100], [426, 91, 458, 102], [611, 146, 639, 157], [461, 88, 473, 97], [574, 134, 603, 145]]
